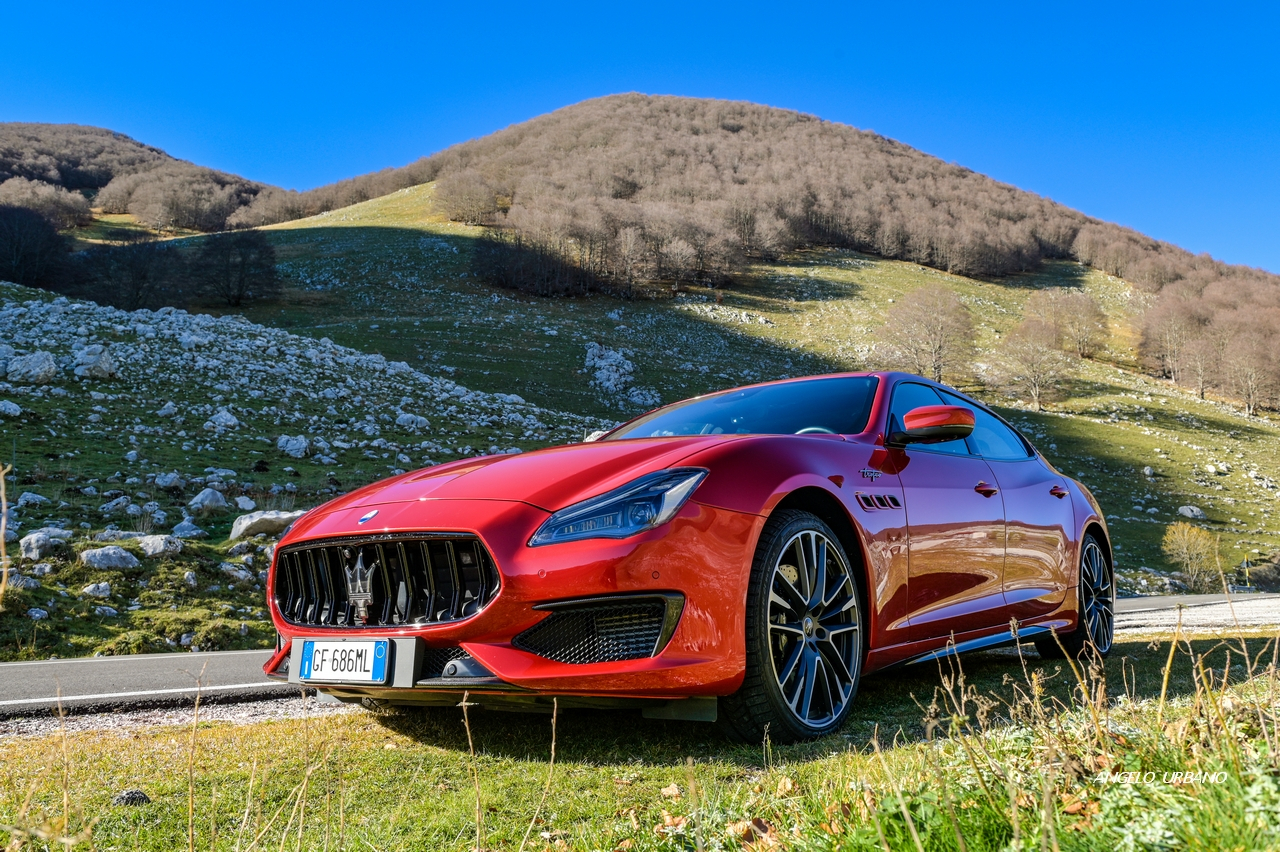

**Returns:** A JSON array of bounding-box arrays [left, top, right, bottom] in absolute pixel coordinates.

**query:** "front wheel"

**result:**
[[1036, 533, 1114, 659], [720, 510, 864, 743]]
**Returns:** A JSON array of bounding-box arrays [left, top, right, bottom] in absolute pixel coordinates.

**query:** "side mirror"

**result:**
[[889, 405, 974, 445]]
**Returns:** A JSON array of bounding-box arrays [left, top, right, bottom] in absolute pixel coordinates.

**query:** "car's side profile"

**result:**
[[264, 372, 1113, 741]]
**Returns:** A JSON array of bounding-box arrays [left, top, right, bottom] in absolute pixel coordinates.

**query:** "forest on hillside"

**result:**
[[235, 95, 1280, 409], [3, 97, 1280, 411], [0, 123, 272, 231]]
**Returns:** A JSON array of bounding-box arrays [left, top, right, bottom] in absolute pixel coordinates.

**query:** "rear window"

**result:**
[[607, 376, 880, 440]]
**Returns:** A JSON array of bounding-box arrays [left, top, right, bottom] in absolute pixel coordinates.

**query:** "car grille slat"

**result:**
[[274, 534, 499, 629], [513, 597, 681, 665]]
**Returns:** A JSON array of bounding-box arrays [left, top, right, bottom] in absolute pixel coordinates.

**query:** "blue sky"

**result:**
[[3, 1, 1277, 271]]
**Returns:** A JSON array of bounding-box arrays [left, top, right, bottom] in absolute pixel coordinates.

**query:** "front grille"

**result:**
[[513, 595, 682, 665], [274, 534, 499, 628]]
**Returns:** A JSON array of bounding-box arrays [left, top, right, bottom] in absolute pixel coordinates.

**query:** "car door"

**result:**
[[886, 382, 1008, 642], [946, 396, 1073, 622]]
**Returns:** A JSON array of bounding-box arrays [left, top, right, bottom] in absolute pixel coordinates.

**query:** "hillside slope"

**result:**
[[0, 280, 601, 659], [0, 123, 276, 231], [241, 184, 1280, 592]]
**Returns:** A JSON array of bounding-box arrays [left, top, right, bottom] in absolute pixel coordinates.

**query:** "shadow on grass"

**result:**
[[371, 634, 1275, 769]]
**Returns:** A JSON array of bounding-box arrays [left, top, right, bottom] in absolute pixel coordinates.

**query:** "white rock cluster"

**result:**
[[584, 343, 661, 410], [0, 288, 607, 497]]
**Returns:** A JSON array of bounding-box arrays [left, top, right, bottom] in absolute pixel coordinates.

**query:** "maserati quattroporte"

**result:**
[[264, 372, 1113, 741]]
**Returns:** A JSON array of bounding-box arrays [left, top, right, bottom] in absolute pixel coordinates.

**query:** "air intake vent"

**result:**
[[274, 534, 499, 628], [421, 646, 470, 678], [513, 594, 683, 665], [857, 493, 901, 511]]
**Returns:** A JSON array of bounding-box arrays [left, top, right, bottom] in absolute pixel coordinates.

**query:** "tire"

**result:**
[[720, 510, 865, 743], [1036, 533, 1114, 660]]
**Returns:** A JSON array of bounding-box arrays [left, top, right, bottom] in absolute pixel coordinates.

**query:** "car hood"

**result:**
[[307, 436, 735, 516]]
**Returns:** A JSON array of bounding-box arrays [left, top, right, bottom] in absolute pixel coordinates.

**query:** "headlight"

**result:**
[[528, 468, 708, 546]]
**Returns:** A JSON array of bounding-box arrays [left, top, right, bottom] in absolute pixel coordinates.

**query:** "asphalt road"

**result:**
[[0, 649, 297, 717], [1, 594, 1275, 719]]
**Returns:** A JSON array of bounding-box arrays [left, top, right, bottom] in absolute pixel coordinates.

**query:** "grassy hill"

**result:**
[[4, 180, 1278, 659], [230, 183, 1280, 591]]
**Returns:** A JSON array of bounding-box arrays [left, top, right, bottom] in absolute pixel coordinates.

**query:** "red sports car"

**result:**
[[264, 372, 1113, 741]]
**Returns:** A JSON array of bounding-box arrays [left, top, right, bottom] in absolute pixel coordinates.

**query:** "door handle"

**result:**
[[1050, 485, 1069, 499], [974, 481, 999, 497]]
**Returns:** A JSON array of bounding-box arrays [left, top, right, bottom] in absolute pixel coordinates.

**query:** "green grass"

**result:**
[[3, 631, 1277, 850], [227, 183, 1280, 586], [62, 212, 196, 252]]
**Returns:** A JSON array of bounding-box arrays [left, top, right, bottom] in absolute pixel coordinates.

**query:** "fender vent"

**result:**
[[856, 493, 901, 511], [513, 595, 683, 665]]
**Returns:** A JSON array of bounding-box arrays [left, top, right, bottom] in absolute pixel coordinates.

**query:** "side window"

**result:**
[[889, 383, 970, 456], [939, 391, 1031, 460]]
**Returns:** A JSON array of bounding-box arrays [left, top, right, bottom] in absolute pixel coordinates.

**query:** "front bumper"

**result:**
[[266, 498, 762, 699]]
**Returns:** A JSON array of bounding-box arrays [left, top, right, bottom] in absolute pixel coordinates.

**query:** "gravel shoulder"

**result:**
[[0, 694, 354, 739], [1115, 596, 1280, 634]]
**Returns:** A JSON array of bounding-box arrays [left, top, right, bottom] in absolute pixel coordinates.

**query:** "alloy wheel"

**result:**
[[1080, 539, 1114, 654], [766, 529, 861, 728]]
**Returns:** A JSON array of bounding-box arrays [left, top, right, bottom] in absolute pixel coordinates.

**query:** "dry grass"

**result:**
[[2, 622, 1278, 850]]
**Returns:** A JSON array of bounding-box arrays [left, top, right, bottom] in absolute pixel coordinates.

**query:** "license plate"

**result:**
[[299, 640, 389, 684]]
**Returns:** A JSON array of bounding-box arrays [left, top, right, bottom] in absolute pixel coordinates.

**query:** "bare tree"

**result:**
[[1220, 329, 1276, 416], [1183, 336, 1219, 400], [992, 319, 1077, 411], [878, 285, 974, 383], [435, 170, 498, 225], [0, 205, 67, 289], [80, 238, 187, 310], [196, 231, 278, 307], [1058, 291, 1107, 358], [0, 177, 91, 229]]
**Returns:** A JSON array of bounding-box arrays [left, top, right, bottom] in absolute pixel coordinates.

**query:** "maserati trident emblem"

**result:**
[[343, 548, 377, 623], [859, 468, 883, 481], [357, 509, 378, 524]]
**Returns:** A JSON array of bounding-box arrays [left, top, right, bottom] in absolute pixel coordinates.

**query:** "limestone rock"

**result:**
[[0, 400, 21, 417], [206, 410, 239, 430], [73, 344, 118, 379], [154, 471, 185, 490], [276, 434, 310, 458], [172, 518, 209, 539], [100, 495, 131, 515], [1178, 505, 1207, 520], [230, 509, 305, 541], [220, 563, 254, 583], [187, 487, 228, 514], [20, 531, 65, 561], [80, 546, 139, 570], [138, 535, 183, 558], [6, 351, 59, 384], [81, 580, 114, 597]]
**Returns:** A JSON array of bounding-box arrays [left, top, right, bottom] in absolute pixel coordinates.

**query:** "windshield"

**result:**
[[607, 376, 880, 440]]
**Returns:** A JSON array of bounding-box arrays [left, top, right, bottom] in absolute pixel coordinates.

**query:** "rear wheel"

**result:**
[[1036, 533, 1113, 659], [720, 510, 864, 743]]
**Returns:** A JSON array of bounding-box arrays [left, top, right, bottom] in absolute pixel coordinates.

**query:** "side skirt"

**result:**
[[903, 624, 1053, 667]]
